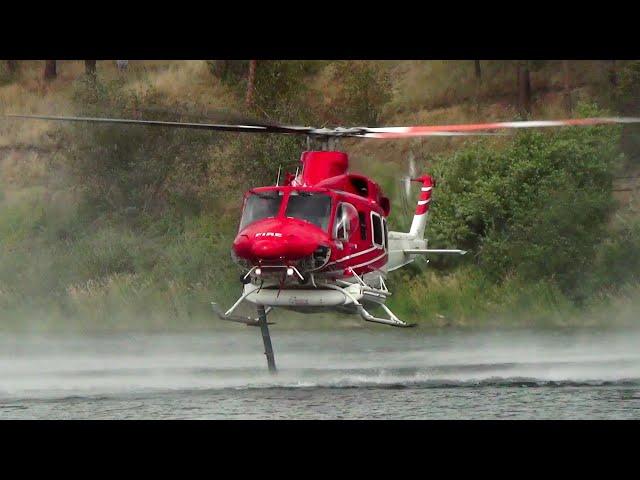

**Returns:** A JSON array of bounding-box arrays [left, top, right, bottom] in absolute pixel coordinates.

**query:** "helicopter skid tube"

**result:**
[[214, 282, 412, 331], [242, 283, 363, 308]]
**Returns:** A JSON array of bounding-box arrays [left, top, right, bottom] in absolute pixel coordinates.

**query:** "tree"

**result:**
[[245, 60, 257, 108], [208, 60, 246, 82], [608, 60, 618, 87], [613, 61, 640, 164], [43, 60, 57, 80], [428, 104, 621, 300], [210, 60, 230, 78], [474, 60, 482, 82], [6, 60, 17, 73], [473, 60, 482, 113], [517, 61, 531, 115], [85, 60, 97, 79], [563, 60, 572, 113], [329, 61, 392, 126]]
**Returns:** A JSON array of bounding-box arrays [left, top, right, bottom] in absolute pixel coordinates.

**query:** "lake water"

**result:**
[[1, 327, 640, 419]]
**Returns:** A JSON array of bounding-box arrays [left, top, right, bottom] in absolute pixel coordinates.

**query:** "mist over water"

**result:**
[[2, 327, 640, 419]]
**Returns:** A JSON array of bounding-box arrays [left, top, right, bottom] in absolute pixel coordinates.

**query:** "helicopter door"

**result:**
[[371, 212, 386, 251], [382, 217, 388, 252]]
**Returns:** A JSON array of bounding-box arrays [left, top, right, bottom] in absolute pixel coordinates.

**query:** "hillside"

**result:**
[[1, 60, 640, 332]]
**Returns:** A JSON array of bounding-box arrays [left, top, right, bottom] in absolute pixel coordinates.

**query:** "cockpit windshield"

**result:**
[[285, 192, 332, 231], [239, 191, 283, 230]]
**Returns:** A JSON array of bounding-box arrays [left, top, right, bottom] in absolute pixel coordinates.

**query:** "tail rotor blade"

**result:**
[[409, 151, 416, 178], [404, 151, 416, 199], [397, 151, 417, 226]]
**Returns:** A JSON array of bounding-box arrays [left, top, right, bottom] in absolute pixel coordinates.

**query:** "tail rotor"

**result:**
[[398, 151, 418, 232], [398, 151, 416, 224], [396, 152, 431, 270]]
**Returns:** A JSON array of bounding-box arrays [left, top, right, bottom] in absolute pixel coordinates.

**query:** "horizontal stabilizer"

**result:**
[[404, 249, 467, 255]]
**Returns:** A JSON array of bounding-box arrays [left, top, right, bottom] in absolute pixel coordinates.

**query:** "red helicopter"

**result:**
[[7, 113, 640, 372]]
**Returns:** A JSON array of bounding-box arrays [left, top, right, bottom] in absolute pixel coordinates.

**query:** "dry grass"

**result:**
[[0, 148, 53, 188], [386, 60, 612, 115], [0, 60, 242, 148], [123, 60, 240, 112], [348, 60, 615, 182]]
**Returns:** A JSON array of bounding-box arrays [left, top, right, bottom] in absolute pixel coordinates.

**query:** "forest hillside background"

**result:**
[[2, 60, 640, 332]]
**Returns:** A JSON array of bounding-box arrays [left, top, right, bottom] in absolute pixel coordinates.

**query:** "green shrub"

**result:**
[[614, 61, 640, 167], [427, 103, 622, 301], [387, 266, 574, 326], [63, 79, 215, 220], [590, 213, 640, 294], [252, 60, 323, 122], [329, 61, 392, 126]]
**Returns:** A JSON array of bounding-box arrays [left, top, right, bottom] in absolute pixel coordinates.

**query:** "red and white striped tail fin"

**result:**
[[409, 175, 434, 238]]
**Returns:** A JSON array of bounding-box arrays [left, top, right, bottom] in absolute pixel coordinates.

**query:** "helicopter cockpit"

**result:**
[[239, 189, 333, 232], [238, 190, 283, 231], [285, 191, 332, 230]]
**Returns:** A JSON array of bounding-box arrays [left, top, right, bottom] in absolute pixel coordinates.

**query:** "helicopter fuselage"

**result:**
[[231, 151, 395, 285]]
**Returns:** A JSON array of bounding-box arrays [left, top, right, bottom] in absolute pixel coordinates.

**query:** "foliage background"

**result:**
[[2, 59, 640, 331]]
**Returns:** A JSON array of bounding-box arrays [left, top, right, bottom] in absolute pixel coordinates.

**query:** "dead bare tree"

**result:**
[[563, 60, 572, 113], [474, 60, 482, 82], [212, 60, 230, 78], [608, 60, 618, 87], [85, 60, 97, 79], [474, 60, 482, 114], [44, 60, 57, 81], [245, 60, 257, 108], [517, 61, 531, 115]]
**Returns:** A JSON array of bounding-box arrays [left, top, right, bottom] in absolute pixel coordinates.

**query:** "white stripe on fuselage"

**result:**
[[324, 246, 378, 268], [348, 251, 388, 270]]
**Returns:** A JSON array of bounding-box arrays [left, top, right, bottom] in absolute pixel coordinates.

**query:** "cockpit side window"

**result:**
[[335, 204, 347, 241], [382, 217, 388, 251], [371, 212, 384, 248], [358, 212, 367, 240], [334, 202, 358, 242]]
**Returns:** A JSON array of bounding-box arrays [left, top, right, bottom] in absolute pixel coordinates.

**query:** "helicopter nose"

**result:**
[[233, 218, 330, 265], [250, 238, 290, 259], [250, 234, 318, 261]]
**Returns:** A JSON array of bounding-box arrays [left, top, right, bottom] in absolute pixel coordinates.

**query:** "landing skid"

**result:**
[[211, 302, 275, 327], [211, 279, 415, 372], [358, 303, 416, 328], [326, 274, 416, 328]]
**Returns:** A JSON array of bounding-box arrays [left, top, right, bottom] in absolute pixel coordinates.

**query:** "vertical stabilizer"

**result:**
[[409, 175, 434, 238]]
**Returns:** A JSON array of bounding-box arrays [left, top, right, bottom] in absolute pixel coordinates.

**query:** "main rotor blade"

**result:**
[[360, 117, 640, 138], [355, 131, 503, 138], [10, 114, 623, 139], [3, 114, 510, 139], [5, 114, 315, 135]]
